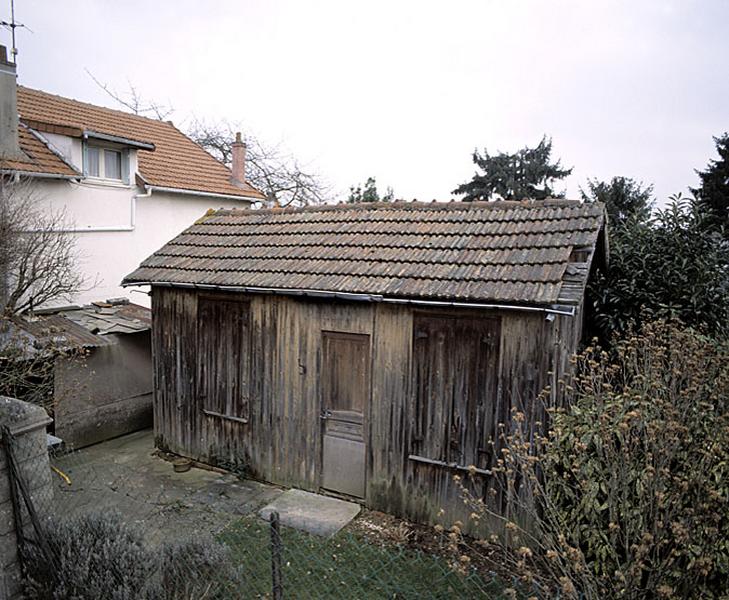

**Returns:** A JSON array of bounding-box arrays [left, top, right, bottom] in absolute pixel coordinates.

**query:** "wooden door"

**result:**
[[320, 331, 370, 498], [196, 296, 251, 422]]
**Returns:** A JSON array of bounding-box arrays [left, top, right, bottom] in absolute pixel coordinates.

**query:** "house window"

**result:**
[[104, 149, 122, 179], [87, 146, 100, 177], [84, 143, 127, 182]]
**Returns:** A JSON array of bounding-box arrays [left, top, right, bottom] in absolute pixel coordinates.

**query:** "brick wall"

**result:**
[[0, 396, 53, 600]]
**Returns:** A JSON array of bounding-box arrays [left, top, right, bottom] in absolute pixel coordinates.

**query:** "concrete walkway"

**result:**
[[50, 430, 361, 544], [51, 429, 282, 544], [260, 489, 361, 537]]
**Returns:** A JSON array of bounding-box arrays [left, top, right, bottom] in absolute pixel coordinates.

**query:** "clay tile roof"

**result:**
[[16, 86, 264, 200], [0, 124, 78, 177], [123, 200, 607, 306]]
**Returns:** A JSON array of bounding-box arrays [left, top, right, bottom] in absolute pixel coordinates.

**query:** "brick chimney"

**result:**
[[0, 45, 22, 160], [231, 131, 246, 188]]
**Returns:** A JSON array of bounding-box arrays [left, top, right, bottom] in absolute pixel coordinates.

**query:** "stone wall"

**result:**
[[0, 396, 53, 600]]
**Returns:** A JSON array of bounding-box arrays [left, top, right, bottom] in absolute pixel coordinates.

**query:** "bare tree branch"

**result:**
[[0, 175, 89, 315], [187, 118, 332, 207], [85, 70, 174, 121], [87, 77, 332, 207]]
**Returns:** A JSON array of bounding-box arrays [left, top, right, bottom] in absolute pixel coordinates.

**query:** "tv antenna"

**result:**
[[1, 0, 30, 62]]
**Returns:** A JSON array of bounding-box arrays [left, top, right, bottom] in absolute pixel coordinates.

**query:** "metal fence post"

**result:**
[[270, 510, 283, 600], [1, 425, 56, 579]]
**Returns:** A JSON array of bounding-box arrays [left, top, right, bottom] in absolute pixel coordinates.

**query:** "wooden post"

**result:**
[[269, 510, 283, 600]]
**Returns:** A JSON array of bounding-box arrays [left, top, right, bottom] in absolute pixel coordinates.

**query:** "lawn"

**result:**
[[218, 516, 508, 599]]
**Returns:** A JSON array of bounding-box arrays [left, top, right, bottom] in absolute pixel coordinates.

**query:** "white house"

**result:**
[[0, 45, 263, 307]]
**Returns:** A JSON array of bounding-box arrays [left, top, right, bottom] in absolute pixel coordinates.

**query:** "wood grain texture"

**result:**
[[151, 287, 585, 531]]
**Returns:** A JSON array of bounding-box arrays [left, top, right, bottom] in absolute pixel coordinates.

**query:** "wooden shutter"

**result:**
[[412, 314, 500, 470], [196, 297, 251, 421]]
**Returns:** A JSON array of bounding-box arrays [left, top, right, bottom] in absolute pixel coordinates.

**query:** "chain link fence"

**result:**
[[3, 427, 526, 599]]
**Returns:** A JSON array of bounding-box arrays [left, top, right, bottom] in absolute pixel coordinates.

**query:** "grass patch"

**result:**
[[218, 516, 506, 599]]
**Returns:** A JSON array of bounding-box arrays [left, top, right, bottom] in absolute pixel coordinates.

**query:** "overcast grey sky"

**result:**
[[5, 0, 728, 203]]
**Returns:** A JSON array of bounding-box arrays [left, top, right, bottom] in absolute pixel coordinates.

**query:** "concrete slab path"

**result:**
[[50, 429, 283, 544], [259, 488, 360, 537]]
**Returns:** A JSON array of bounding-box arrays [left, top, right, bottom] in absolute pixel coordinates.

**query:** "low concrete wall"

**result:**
[[54, 330, 153, 448], [0, 396, 53, 600]]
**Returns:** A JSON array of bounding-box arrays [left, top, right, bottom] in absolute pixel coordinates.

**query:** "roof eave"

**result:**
[[83, 130, 155, 151], [144, 184, 259, 203], [121, 279, 576, 316], [0, 169, 80, 180]]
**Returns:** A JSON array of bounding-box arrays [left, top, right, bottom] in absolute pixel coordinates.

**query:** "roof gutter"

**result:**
[[7, 170, 80, 180], [124, 281, 576, 316], [34, 181, 255, 234], [381, 296, 576, 316], [145, 185, 258, 203], [83, 130, 155, 150], [55, 186, 151, 233]]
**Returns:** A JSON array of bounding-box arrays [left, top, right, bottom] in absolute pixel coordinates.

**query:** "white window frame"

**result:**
[[83, 141, 129, 185]]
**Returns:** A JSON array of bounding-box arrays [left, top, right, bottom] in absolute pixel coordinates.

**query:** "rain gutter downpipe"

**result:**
[[58, 186, 151, 233], [51, 184, 253, 234], [58, 183, 254, 234]]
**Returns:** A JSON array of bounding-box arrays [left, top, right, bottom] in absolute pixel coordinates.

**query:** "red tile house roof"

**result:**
[[124, 200, 607, 307], [0, 124, 79, 177], [14, 86, 264, 199]]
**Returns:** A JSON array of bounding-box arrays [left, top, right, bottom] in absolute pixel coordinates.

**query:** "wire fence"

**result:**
[[2, 427, 521, 599]]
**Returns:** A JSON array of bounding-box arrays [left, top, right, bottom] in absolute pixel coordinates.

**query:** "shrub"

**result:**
[[546, 320, 729, 597], [453, 320, 729, 599], [23, 513, 243, 600], [589, 197, 729, 342], [24, 513, 154, 600], [149, 539, 244, 600]]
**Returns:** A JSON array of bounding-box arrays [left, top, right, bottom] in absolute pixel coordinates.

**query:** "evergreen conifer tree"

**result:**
[[580, 177, 654, 230], [453, 136, 572, 201], [691, 133, 729, 233], [347, 177, 394, 203]]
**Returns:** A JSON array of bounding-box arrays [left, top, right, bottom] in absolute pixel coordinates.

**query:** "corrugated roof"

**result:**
[[124, 200, 606, 306], [21, 314, 113, 348], [2, 302, 151, 355], [15, 86, 264, 200], [62, 302, 151, 336]]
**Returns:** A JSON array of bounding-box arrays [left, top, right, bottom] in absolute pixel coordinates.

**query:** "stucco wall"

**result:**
[[42, 132, 87, 170], [31, 179, 250, 307]]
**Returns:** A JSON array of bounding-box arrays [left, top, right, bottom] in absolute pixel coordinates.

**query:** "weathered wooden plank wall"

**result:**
[[152, 287, 200, 458], [151, 287, 585, 530], [368, 303, 413, 515]]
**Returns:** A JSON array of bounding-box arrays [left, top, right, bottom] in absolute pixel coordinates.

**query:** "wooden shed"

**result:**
[[123, 200, 607, 528]]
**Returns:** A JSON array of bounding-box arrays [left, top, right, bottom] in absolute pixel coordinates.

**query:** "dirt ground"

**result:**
[[348, 509, 507, 583]]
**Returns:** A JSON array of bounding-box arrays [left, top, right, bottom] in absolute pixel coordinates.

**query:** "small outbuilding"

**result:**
[[123, 200, 607, 527], [1, 299, 152, 448]]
